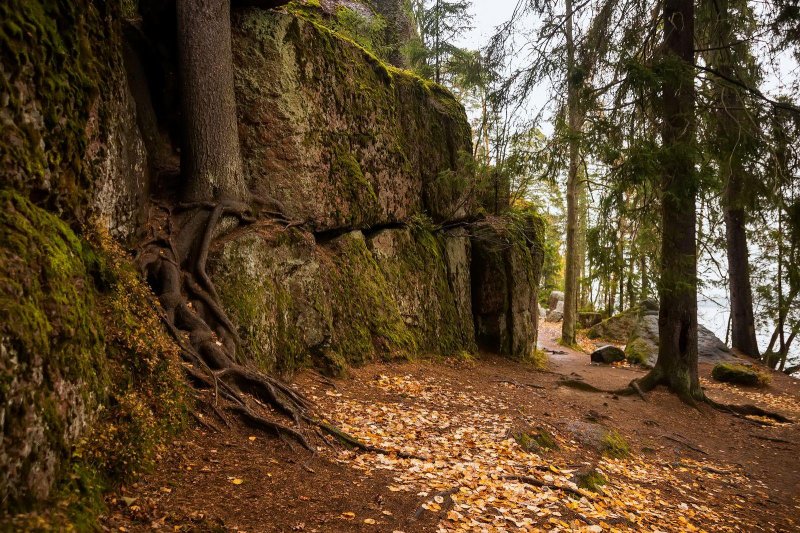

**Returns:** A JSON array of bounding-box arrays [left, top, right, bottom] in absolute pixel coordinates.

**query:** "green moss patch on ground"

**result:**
[[711, 362, 771, 387]]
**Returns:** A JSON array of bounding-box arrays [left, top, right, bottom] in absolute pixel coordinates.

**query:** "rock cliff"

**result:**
[[0, 0, 544, 521]]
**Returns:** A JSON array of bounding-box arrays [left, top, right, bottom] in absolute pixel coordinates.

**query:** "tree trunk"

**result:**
[[177, 0, 248, 204], [577, 174, 589, 308], [561, 0, 582, 345], [709, 0, 760, 359], [640, 0, 701, 400]]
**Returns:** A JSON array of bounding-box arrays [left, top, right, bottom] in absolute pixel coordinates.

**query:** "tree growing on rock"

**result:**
[[137, 0, 379, 449]]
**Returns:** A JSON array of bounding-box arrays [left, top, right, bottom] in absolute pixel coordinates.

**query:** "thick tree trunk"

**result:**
[[562, 0, 583, 345], [641, 0, 701, 400], [176, 0, 249, 203]]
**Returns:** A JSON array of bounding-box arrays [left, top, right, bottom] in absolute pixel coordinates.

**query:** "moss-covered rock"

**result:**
[[587, 307, 639, 343], [0, 191, 186, 523], [0, 0, 150, 240], [471, 210, 545, 360], [711, 362, 771, 387], [231, 8, 473, 232], [211, 222, 478, 376], [624, 337, 652, 366]]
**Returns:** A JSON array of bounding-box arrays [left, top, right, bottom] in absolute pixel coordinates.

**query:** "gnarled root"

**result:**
[[138, 200, 392, 454]]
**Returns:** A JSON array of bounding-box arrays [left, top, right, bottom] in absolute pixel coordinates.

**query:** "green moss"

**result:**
[[0, 0, 118, 218], [0, 189, 107, 398], [576, 469, 607, 492], [711, 362, 771, 387], [0, 193, 186, 524], [330, 144, 381, 226], [514, 429, 558, 452], [625, 338, 652, 366], [325, 231, 417, 367], [601, 430, 630, 458], [528, 348, 549, 370]]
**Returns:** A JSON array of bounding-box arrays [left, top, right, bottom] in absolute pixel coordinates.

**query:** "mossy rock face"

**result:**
[[231, 9, 473, 232], [470, 211, 545, 360], [587, 308, 639, 343], [711, 363, 771, 387], [367, 226, 475, 355], [0, 0, 150, 240], [0, 191, 186, 521], [0, 190, 106, 509], [211, 224, 478, 376]]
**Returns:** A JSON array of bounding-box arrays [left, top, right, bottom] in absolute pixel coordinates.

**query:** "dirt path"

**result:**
[[103, 323, 800, 532]]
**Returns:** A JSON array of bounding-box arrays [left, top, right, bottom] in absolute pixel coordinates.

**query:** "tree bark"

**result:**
[[176, 0, 249, 204], [561, 0, 583, 345], [641, 0, 701, 400], [709, 0, 760, 359]]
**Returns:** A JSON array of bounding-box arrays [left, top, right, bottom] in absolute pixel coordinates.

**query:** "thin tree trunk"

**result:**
[[577, 173, 589, 308], [562, 0, 582, 344], [639, 0, 701, 400], [709, 0, 760, 358], [778, 211, 785, 362]]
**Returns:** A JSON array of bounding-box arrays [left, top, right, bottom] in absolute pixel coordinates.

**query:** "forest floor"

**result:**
[[102, 322, 800, 532]]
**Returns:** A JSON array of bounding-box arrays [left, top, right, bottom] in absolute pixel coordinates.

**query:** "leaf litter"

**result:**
[[307, 372, 785, 532]]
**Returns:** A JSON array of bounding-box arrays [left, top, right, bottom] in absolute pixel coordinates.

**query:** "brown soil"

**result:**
[[101, 322, 800, 532]]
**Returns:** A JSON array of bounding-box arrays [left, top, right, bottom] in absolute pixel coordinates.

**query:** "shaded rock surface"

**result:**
[[591, 345, 626, 364], [626, 315, 739, 367], [471, 216, 544, 359]]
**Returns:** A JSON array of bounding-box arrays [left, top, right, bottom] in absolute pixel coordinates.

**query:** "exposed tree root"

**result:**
[[503, 475, 589, 499], [492, 379, 547, 390], [703, 397, 792, 424], [138, 200, 406, 457], [556, 370, 792, 426], [661, 434, 708, 455]]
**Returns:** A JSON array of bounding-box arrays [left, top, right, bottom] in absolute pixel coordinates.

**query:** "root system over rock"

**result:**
[[137, 201, 399, 454]]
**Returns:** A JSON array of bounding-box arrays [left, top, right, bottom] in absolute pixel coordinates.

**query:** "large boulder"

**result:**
[[578, 311, 603, 328], [232, 9, 473, 232], [587, 308, 638, 342], [590, 345, 626, 364], [625, 314, 738, 367], [548, 290, 564, 311], [471, 215, 544, 360]]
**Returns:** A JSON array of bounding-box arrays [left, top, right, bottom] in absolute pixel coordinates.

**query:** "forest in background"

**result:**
[[375, 0, 800, 372]]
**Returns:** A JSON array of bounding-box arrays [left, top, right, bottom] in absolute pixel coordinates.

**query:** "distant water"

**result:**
[[698, 289, 799, 374]]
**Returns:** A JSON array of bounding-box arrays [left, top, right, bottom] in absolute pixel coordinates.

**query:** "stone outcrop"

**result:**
[[232, 9, 472, 232], [0, 0, 546, 518], [470, 215, 545, 359], [210, 222, 477, 376], [625, 314, 739, 367]]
